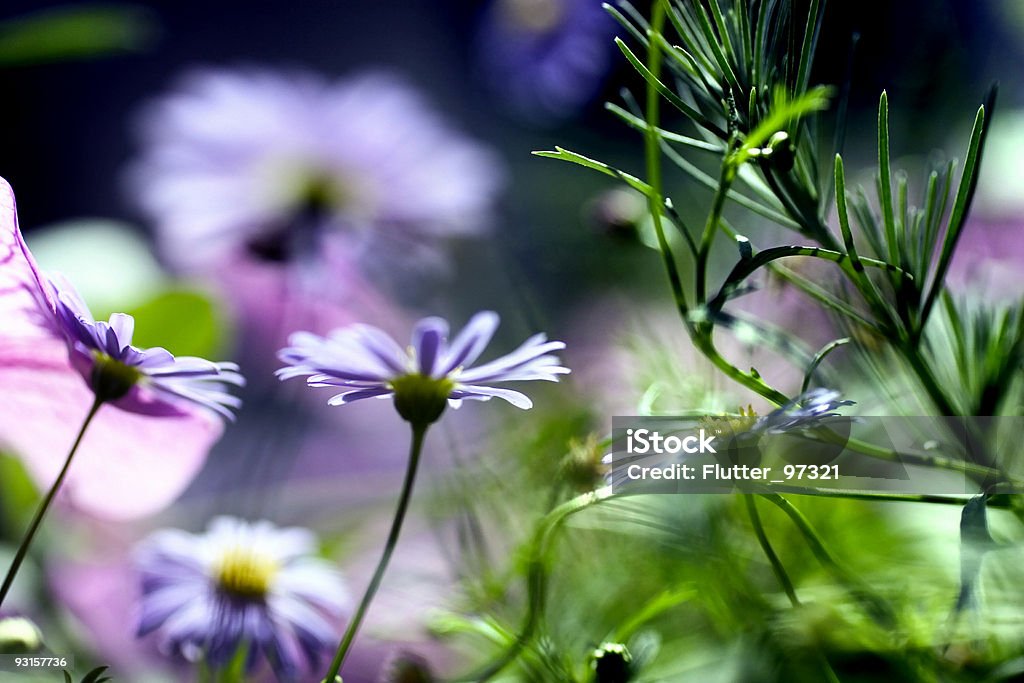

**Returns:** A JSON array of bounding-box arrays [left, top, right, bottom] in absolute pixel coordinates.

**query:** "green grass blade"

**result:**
[[877, 91, 898, 264], [533, 147, 653, 195], [919, 93, 992, 331], [602, 2, 648, 46], [616, 37, 727, 137], [834, 154, 895, 325], [801, 337, 851, 395], [795, 0, 824, 95], [605, 102, 723, 152]]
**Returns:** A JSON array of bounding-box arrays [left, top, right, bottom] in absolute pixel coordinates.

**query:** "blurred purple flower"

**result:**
[[135, 516, 347, 681], [276, 311, 569, 423], [752, 388, 854, 434], [130, 68, 504, 274], [475, 0, 617, 124], [948, 218, 1024, 301], [0, 179, 238, 518]]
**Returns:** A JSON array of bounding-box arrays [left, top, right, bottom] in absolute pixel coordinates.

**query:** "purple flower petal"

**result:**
[[412, 316, 449, 377], [454, 384, 534, 409], [326, 386, 393, 406], [437, 310, 499, 375], [278, 311, 568, 417]]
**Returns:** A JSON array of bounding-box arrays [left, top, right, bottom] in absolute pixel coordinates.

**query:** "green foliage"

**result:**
[[493, 0, 1024, 681], [126, 288, 231, 359], [64, 667, 111, 683], [0, 5, 156, 66]]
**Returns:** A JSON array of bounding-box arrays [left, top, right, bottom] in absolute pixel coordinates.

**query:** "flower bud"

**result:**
[[0, 613, 44, 654], [591, 642, 633, 683]]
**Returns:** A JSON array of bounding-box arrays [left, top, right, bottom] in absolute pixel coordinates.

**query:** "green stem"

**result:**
[[693, 335, 788, 406], [696, 160, 737, 304], [762, 493, 897, 627], [0, 398, 102, 610], [644, 1, 693, 328], [744, 495, 799, 607], [322, 423, 428, 683], [458, 488, 614, 682]]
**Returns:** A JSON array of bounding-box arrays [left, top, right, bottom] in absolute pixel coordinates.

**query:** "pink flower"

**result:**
[[0, 178, 234, 519]]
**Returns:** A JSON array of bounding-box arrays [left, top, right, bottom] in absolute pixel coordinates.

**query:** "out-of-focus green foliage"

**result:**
[[126, 288, 231, 359], [0, 4, 156, 66]]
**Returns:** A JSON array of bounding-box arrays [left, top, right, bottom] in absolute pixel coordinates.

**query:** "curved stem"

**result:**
[[457, 488, 614, 682], [743, 495, 799, 607], [0, 398, 102, 610], [322, 423, 428, 683], [762, 492, 897, 627]]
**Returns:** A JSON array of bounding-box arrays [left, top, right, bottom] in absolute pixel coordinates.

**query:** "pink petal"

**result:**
[[0, 337, 222, 519], [0, 179, 57, 339]]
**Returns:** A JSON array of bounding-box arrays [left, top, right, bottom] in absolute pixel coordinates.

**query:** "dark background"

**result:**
[[0, 0, 1018, 302]]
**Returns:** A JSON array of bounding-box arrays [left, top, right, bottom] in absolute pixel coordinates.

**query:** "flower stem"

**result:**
[[743, 495, 799, 607], [322, 422, 428, 682], [0, 398, 103, 610]]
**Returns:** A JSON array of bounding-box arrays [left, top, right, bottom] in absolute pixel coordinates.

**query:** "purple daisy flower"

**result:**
[[475, 0, 617, 124], [753, 388, 854, 434], [276, 311, 570, 424], [45, 274, 243, 419], [129, 68, 504, 273], [1, 177, 241, 518], [135, 516, 348, 681]]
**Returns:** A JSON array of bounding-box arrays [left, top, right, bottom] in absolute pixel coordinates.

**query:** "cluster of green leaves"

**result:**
[[483, 0, 1024, 681]]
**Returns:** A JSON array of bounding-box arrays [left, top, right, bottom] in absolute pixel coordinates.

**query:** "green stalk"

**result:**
[[462, 488, 614, 682], [0, 398, 102, 610], [744, 495, 799, 606], [322, 423, 428, 682], [643, 1, 693, 327]]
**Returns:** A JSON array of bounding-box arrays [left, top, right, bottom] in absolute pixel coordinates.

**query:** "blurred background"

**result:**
[[1, 1, 1024, 681]]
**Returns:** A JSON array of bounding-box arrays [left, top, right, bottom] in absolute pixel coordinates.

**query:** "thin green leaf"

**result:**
[[605, 102, 722, 152], [954, 496, 996, 614], [851, 187, 886, 260], [533, 147, 652, 195], [801, 337, 851, 395], [81, 667, 111, 683], [665, 2, 719, 80], [795, 0, 824, 96], [602, 2, 648, 46], [877, 91, 899, 265], [737, 2, 754, 73], [834, 154, 896, 326], [710, 243, 905, 313], [706, 0, 738, 72], [688, 0, 742, 93], [920, 95, 992, 331], [616, 37, 727, 137], [660, 139, 802, 228]]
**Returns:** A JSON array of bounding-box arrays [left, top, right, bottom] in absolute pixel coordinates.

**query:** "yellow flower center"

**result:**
[[214, 548, 278, 600], [701, 404, 759, 438]]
